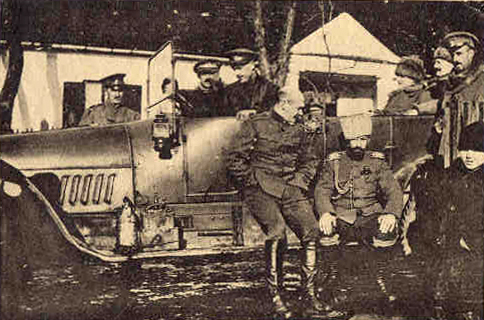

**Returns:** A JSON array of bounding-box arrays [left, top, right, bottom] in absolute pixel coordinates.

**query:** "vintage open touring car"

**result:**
[[0, 43, 435, 265]]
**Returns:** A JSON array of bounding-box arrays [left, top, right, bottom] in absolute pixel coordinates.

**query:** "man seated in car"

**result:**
[[381, 56, 433, 116], [79, 74, 140, 126], [223, 48, 279, 120], [180, 60, 227, 118]]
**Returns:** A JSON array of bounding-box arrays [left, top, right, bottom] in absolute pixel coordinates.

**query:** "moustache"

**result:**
[[349, 147, 365, 160]]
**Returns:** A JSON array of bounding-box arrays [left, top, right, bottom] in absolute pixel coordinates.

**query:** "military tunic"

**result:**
[[314, 151, 403, 247], [179, 84, 228, 118], [439, 64, 484, 167], [79, 103, 140, 126], [223, 75, 279, 115], [227, 110, 322, 242]]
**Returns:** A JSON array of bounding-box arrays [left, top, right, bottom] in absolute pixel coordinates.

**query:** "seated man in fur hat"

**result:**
[[314, 114, 404, 314]]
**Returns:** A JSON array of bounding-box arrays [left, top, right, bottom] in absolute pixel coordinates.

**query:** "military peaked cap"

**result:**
[[193, 60, 222, 75], [100, 73, 126, 90], [443, 31, 481, 51], [226, 48, 259, 67]]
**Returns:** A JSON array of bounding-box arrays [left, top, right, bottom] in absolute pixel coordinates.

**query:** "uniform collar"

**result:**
[[197, 81, 222, 93], [271, 108, 297, 125], [448, 63, 484, 93], [104, 100, 123, 121], [452, 159, 484, 176], [389, 83, 423, 97]]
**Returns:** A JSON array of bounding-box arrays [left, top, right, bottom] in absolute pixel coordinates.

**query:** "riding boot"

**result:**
[[372, 248, 397, 303], [313, 246, 351, 319], [276, 238, 287, 291], [301, 241, 324, 316], [265, 239, 293, 319]]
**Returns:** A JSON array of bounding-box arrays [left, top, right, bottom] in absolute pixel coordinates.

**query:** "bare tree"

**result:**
[[252, 0, 296, 88], [0, 0, 24, 134]]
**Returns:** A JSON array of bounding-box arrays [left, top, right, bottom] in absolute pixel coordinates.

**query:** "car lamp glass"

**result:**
[[1, 180, 22, 198], [152, 114, 173, 159]]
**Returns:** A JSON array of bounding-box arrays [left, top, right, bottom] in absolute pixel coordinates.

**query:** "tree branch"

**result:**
[[252, 0, 271, 80], [0, 0, 24, 134], [274, 1, 296, 87]]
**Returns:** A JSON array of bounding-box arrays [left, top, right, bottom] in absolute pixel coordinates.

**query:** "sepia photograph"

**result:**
[[1, 1, 483, 319]]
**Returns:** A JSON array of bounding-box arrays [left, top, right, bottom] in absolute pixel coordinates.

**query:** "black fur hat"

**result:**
[[459, 121, 484, 152]]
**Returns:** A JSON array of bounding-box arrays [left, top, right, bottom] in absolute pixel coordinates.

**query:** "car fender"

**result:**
[[0, 159, 129, 263]]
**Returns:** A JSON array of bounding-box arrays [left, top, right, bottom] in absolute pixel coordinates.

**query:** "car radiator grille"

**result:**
[[60, 173, 116, 206]]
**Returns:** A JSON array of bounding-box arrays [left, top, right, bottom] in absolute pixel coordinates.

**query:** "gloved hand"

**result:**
[[319, 212, 337, 236], [378, 213, 397, 234]]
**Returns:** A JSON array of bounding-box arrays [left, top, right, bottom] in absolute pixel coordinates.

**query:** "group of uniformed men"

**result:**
[[77, 31, 484, 320], [227, 87, 403, 319], [177, 48, 279, 119], [78, 48, 278, 126], [225, 31, 483, 320]]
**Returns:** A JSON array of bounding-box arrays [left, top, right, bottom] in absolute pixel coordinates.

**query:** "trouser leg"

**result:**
[[245, 187, 292, 319], [280, 185, 320, 244], [244, 186, 287, 240], [318, 245, 352, 318], [280, 186, 351, 318], [317, 221, 351, 319], [356, 215, 399, 302]]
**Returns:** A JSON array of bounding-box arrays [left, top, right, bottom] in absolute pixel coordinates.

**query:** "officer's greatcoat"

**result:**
[[439, 64, 484, 167], [180, 83, 227, 118], [227, 111, 321, 198], [314, 151, 403, 224], [432, 161, 484, 308], [383, 84, 432, 115], [79, 103, 140, 126]]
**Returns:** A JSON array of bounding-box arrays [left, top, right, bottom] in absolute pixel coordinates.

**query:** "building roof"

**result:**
[[291, 13, 400, 64]]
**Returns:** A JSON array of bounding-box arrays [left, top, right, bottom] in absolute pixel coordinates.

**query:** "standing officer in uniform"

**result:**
[[181, 60, 227, 117], [315, 114, 403, 315], [223, 48, 279, 119], [227, 87, 328, 319], [79, 74, 140, 126], [437, 31, 484, 168]]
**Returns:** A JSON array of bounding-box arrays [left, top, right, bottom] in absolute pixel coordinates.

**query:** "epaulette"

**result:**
[[369, 151, 386, 160], [327, 151, 344, 161], [250, 111, 270, 121], [86, 104, 102, 113]]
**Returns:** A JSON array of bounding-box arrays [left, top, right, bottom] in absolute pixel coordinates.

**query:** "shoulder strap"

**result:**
[[369, 151, 385, 161]]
